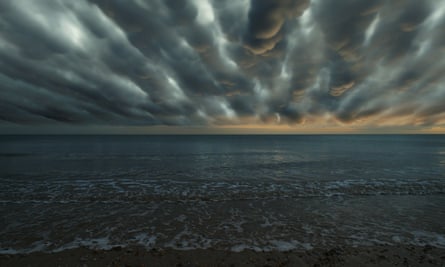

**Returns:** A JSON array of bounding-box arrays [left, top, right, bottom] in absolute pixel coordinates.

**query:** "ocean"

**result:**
[[1, 135, 444, 253]]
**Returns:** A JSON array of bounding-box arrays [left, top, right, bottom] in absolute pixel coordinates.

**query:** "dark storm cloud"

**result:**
[[243, 0, 309, 55], [0, 0, 444, 131]]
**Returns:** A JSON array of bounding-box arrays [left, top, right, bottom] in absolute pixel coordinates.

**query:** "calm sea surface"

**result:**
[[1, 135, 445, 253]]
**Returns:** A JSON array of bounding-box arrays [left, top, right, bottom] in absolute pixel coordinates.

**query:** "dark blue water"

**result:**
[[1, 135, 445, 253]]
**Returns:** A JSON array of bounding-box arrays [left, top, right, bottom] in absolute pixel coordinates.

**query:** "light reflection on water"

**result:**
[[436, 150, 445, 166]]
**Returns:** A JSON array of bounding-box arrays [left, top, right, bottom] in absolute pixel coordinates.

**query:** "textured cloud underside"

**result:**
[[0, 0, 444, 130]]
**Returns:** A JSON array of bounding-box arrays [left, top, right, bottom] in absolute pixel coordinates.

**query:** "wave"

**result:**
[[1, 177, 444, 203]]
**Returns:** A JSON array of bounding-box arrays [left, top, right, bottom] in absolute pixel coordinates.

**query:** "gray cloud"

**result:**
[[0, 0, 444, 132], [243, 0, 309, 55]]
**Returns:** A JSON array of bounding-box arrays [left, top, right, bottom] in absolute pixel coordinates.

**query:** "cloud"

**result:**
[[243, 0, 309, 55], [0, 0, 444, 132]]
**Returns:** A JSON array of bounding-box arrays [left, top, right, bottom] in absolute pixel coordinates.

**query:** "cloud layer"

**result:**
[[0, 0, 444, 131]]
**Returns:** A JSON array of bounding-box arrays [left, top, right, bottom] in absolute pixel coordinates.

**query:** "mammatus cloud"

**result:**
[[0, 0, 444, 132], [243, 0, 309, 55]]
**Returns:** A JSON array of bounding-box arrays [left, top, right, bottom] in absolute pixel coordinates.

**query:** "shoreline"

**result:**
[[1, 245, 444, 266]]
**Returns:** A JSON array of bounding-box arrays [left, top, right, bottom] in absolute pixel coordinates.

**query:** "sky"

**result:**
[[0, 0, 445, 134]]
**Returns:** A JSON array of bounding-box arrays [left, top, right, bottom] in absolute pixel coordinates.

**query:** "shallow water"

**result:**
[[1, 135, 445, 253]]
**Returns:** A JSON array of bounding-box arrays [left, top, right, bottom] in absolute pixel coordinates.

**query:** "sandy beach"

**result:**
[[1, 245, 444, 267]]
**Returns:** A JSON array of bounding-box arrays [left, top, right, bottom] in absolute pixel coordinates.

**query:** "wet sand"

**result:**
[[1, 245, 444, 267]]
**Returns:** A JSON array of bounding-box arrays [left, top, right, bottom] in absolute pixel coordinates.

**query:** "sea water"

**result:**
[[1, 135, 444, 253]]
